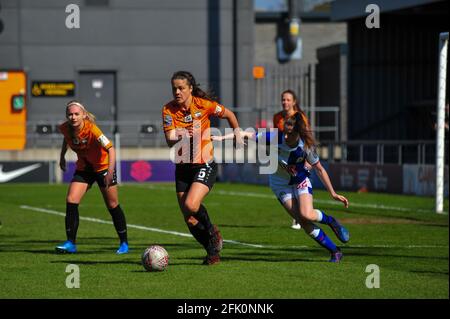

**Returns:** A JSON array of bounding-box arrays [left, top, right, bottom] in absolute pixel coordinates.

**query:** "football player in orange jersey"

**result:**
[[55, 101, 128, 254], [273, 90, 312, 230], [162, 71, 244, 265], [273, 89, 300, 131]]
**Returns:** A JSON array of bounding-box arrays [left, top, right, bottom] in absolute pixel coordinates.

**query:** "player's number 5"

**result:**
[[198, 168, 207, 179]]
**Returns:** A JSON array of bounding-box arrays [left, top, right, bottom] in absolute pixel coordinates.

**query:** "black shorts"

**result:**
[[72, 169, 118, 188], [175, 162, 217, 193]]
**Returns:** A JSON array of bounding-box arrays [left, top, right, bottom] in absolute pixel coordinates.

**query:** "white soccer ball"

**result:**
[[141, 245, 169, 272]]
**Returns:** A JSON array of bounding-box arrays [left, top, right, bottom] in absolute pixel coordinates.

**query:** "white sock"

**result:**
[[315, 209, 323, 222]]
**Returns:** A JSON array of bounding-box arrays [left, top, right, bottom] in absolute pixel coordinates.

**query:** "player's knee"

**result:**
[[66, 195, 79, 204], [106, 199, 119, 210], [300, 209, 316, 221], [183, 200, 200, 215]]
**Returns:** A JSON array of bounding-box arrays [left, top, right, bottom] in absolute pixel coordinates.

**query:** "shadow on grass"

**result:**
[[417, 223, 449, 228], [17, 249, 111, 255], [0, 241, 198, 255], [409, 269, 449, 276], [218, 224, 269, 229], [50, 260, 141, 265], [344, 248, 449, 261], [15, 239, 62, 244], [129, 270, 171, 273], [130, 261, 201, 270], [175, 250, 325, 263], [336, 209, 449, 226], [220, 255, 321, 263]]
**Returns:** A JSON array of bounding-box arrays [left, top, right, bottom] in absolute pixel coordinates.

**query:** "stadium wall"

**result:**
[[0, 0, 254, 146]]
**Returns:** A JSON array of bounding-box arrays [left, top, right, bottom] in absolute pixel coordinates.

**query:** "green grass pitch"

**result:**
[[0, 182, 448, 299]]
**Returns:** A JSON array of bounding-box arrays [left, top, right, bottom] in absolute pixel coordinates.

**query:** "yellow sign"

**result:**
[[31, 81, 75, 97]]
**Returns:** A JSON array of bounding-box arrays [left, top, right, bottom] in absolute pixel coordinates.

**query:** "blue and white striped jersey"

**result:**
[[256, 131, 319, 185]]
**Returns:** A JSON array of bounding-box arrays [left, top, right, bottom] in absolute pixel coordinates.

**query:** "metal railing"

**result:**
[[9, 120, 447, 166], [21, 106, 340, 147], [318, 140, 449, 165], [24, 120, 166, 148]]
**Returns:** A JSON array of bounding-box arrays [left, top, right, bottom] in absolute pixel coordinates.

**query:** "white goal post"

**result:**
[[436, 32, 448, 214]]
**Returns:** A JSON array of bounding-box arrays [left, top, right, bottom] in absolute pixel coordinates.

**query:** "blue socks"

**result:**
[[315, 209, 334, 225], [309, 226, 338, 253]]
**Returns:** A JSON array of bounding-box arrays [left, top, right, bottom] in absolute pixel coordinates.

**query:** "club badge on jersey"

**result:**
[[164, 115, 173, 126]]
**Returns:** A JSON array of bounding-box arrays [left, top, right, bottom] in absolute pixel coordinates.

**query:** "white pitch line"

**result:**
[[209, 189, 437, 214], [19, 205, 265, 248], [139, 184, 442, 214], [19, 205, 447, 250]]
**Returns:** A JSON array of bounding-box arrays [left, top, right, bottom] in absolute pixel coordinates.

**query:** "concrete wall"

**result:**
[[254, 20, 347, 65], [0, 0, 254, 145]]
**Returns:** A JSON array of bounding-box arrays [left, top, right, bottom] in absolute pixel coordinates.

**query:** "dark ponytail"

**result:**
[[293, 112, 316, 149], [171, 71, 218, 102]]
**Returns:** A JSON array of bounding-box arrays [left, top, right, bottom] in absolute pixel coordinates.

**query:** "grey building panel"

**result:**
[[118, 80, 170, 111], [0, 46, 21, 68], [17, 0, 82, 8], [18, 0, 229, 9], [234, 2, 254, 110], [26, 99, 69, 122], [116, 79, 235, 113], [0, 7, 19, 44], [1, 0, 255, 146], [235, 44, 254, 81], [331, 0, 442, 21], [217, 80, 233, 107], [20, 45, 231, 79], [20, 10, 225, 45], [254, 21, 347, 65], [0, 0, 19, 8]]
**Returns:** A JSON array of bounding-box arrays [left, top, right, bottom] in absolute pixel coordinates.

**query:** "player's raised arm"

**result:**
[[219, 108, 245, 147], [211, 130, 254, 142]]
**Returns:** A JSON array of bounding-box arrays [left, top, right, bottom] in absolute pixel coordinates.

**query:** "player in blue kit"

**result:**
[[212, 113, 350, 262]]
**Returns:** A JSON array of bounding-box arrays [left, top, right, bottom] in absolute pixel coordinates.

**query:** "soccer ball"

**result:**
[[141, 245, 169, 272]]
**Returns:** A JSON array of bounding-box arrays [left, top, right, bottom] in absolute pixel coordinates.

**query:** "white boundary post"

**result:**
[[435, 32, 448, 214]]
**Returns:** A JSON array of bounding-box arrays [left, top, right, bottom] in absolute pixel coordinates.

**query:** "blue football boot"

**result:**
[[55, 240, 77, 254], [116, 242, 129, 254], [329, 249, 343, 263], [329, 217, 350, 243]]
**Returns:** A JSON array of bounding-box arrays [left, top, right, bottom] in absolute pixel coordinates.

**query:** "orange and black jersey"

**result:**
[[59, 120, 112, 172], [162, 96, 226, 164]]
